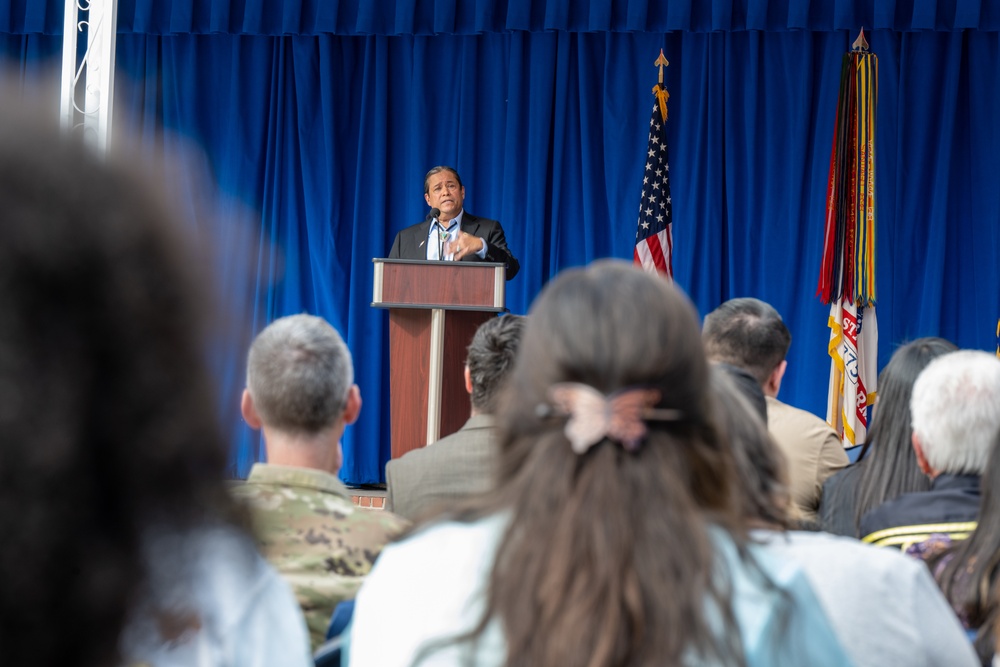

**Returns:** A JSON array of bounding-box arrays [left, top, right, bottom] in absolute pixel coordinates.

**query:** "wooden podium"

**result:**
[[373, 259, 506, 459]]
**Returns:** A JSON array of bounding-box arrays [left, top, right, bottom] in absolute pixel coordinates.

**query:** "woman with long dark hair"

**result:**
[[821, 337, 957, 536], [349, 261, 850, 667]]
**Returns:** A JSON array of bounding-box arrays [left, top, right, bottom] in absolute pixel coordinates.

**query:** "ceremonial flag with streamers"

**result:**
[[634, 51, 673, 278], [817, 33, 878, 448]]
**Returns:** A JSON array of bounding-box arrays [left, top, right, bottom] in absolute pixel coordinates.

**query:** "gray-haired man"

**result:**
[[232, 314, 407, 649]]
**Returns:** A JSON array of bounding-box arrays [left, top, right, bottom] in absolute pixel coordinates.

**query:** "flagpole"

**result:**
[[633, 50, 675, 279], [653, 50, 670, 123]]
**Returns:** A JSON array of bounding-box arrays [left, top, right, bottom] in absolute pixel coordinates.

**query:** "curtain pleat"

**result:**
[[954, 0, 982, 29], [911, 0, 938, 29], [5, 0, 1000, 36]]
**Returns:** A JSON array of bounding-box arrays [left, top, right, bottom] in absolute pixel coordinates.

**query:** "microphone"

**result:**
[[419, 208, 440, 249], [428, 208, 446, 259]]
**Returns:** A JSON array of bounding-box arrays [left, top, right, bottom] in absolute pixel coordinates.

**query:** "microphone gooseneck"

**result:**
[[429, 208, 445, 259]]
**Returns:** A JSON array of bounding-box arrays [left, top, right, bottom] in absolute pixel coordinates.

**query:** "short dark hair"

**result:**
[[247, 314, 354, 434], [702, 297, 791, 386], [466, 315, 525, 413], [423, 165, 463, 194]]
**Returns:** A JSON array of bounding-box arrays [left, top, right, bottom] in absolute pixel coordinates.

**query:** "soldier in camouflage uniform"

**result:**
[[232, 314, 408, 650]]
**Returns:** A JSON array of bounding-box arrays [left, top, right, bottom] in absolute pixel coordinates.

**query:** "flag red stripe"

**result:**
[[646, 236, 666, 272], [664, 223, 674, 278], [634, 232, 670, 275]]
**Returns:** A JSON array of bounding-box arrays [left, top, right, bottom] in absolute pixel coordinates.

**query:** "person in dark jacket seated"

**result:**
[[821, 337, 956, 537], [860, 350, 1000, 550], [912, 428, 1000, 665]]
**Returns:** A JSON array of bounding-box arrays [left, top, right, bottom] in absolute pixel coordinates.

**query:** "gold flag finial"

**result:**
[[652, 50, 670, 122], [655, 49, 669, 85], [852, 28, 869, 52]]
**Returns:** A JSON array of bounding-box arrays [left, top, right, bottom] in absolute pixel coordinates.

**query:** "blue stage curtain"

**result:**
[[4, 2, 1000, 483], [4, 0, 1000, 34], [0, 33, 60, 79]]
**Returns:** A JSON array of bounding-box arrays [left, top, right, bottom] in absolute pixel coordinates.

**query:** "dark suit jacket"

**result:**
[[387, 212, 520, 280], [819, 463, 862, 537], [385, 414, 498, 521], [859, 473, 980, 550]]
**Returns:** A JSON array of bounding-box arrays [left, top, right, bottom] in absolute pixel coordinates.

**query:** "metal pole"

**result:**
[[60, 0, 119, 153], [59, 0, 79, 131]]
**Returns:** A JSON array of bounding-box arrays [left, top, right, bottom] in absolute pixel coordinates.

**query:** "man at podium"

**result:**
[[388, 166, 520, 280]]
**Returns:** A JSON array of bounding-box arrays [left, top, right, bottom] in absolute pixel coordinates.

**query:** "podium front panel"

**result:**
[[375, 258, 505, 460], [374, 260, 504, 310], [388, 310, 431, 459]]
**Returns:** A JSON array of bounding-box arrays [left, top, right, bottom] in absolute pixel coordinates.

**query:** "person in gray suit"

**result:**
[[385, 314, 526, 520]]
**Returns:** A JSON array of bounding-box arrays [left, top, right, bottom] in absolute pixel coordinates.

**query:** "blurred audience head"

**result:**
[[0, 104, 239, 666], [910, 350, 1000, 477], [465, 315, 525, 414], [702, 297, 791, 395], [853, 337, 957, 528]]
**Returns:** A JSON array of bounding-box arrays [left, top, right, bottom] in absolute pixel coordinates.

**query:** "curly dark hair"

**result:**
[[0, 109, 244, 666], [466, 314, 525, 414]]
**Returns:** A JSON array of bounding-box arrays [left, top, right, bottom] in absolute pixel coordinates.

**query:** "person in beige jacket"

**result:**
[[703, 297, 847, 523]]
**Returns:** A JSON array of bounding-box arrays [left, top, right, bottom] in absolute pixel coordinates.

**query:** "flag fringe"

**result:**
[[818, 52, 877, 308]]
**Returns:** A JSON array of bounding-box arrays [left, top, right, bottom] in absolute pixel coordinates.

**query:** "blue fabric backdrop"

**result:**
[[2, 1, 998, 484]]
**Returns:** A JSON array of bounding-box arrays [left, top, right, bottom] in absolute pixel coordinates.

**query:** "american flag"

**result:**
[[633, 99, 673, 278]]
